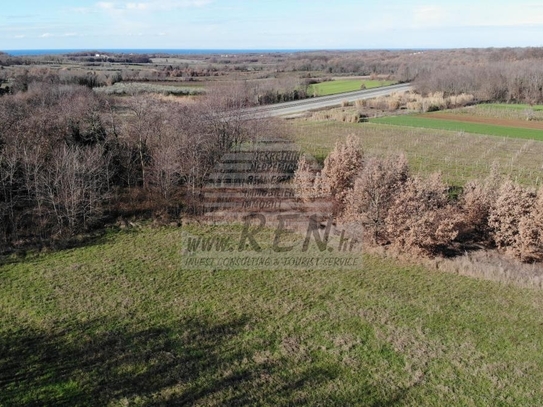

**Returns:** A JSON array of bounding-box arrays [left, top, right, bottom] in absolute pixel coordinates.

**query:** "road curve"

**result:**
[[244, 83, 412, 118]]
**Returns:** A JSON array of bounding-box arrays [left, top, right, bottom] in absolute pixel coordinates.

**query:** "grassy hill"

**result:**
[[2, 226, 543, 406]]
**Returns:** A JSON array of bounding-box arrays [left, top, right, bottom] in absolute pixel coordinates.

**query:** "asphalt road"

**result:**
[[243, 83, 412, 118]]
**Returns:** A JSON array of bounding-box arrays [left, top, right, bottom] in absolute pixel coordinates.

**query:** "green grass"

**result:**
[[483, 103, 543, 111], [449, 104, 543, 122], [371, 115, 543, 141], [451, 105, 543, 122], [308, 79, 396, 96], [2, 226, 543, 405]]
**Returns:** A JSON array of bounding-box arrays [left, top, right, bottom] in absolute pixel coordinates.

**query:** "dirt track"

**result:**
[[420, 112, 543, 130]]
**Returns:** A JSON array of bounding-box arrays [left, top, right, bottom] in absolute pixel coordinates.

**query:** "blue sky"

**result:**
[[1, 0, 543, 50]]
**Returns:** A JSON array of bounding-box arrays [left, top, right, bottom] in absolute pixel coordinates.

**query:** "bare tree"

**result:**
[[0, 144, 20, 243], [38, 144, 110, 235]]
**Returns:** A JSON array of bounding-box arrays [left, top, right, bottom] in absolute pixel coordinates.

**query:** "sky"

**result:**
[[1, 0, 543, 50]]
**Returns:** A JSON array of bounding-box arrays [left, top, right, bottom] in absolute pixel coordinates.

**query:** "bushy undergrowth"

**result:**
[[94, 82, 205, 96], [294, 135, 543, 262], [355, 91, 475, 113]]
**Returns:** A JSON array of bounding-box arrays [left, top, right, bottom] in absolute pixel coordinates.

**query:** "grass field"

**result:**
[[308, 79, 396, 96], [293, 120, 543, 186], [2, 226, 543, 406], [484, 103, 543, 111], [370, 116, 543, 142], [452, 104, 543, 121]]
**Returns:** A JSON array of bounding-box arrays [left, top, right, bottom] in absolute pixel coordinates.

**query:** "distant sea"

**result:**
[[3, 49, 315, 57]]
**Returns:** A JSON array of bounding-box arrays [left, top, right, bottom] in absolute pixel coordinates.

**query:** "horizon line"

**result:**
[[4, 46, 538, 56]]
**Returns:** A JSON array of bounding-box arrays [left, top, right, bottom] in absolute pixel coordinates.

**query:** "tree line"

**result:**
[[4, 47, 543, 103], [0, 80, 278, 251]]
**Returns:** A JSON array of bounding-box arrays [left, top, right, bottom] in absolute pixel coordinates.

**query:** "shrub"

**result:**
[[321, 134, 364, 213], [516, 188, 543, 262], [385, 173, 462, 256], [364, 91, 474, 112], [311, 111, 362, 123], [459, 167, 501, 242], [488, 181, 536, 256], [342, 153, 409, 244], [387, 98, 401, 111], [293, 155, 317, 201], [355, 99, 367, 108]]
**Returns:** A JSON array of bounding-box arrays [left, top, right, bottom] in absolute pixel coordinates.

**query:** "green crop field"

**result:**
[[2, 226, 543, 406], [308, 79, 396, 96], [371, 115, 543, 141]]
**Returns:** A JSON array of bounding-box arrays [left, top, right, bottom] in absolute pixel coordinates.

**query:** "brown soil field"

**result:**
[[420, 112, 543, 130]]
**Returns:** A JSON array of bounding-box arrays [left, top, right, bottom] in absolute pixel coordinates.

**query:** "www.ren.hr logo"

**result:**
[[182, 214, 362, 270], [181, 136, 362, 270]]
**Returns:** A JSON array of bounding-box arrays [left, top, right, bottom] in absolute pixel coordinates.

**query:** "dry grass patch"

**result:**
[[355, 91, 474, 112]]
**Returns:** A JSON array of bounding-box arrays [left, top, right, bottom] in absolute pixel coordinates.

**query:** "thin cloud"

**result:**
[[97, 2, 116, 10], [126, 3, 148, 10], [6, 14, 38, 20], [39, 32, 79, 38], [95, 0, 212, 12], [409, 3, 543, 30], [3, 0, 543, 49], [412, 6, 447, 28]]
